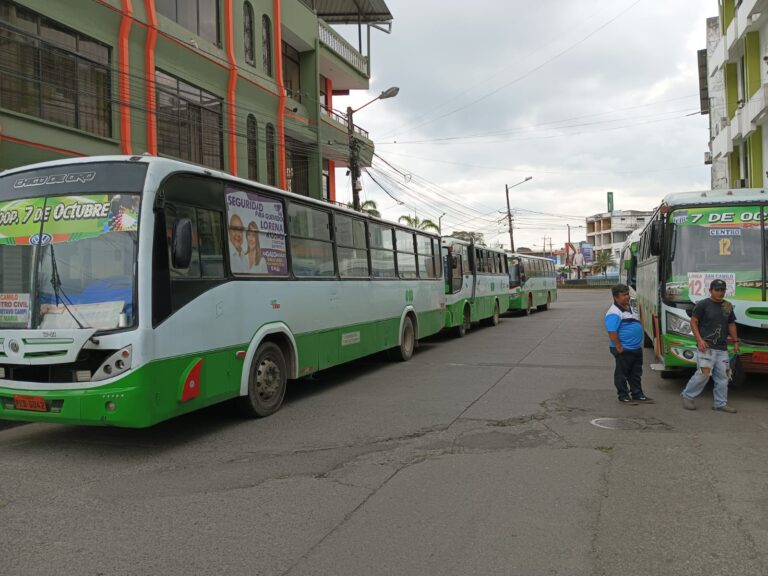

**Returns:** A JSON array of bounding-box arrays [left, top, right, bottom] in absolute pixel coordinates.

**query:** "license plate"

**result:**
[[13, 395, 48, 412], [752, 352, 768, 364]]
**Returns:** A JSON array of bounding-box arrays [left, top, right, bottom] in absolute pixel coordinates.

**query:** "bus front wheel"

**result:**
[[523, 295, 533, 316], [483, 301, 500, 326], [455, 307, 471, 337], [238, 342, 287, 417]]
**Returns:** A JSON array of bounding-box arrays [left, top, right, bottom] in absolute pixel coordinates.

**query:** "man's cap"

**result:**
[[710, 279, 727, 290]]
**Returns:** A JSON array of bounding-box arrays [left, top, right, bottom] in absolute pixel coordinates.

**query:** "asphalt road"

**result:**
[[2, 289, 768, 576]]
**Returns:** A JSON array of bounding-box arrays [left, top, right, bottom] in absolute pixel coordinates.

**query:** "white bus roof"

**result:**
[[661, 188, 768, 207], [0, 155, 439, 237]]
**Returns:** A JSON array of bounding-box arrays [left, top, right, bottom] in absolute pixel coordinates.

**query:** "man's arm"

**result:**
[[728, 322, 740, 354], [608, 331, 623, 353], [691, 316, 708, 352]]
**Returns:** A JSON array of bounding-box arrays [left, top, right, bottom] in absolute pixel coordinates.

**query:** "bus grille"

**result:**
[[736, 323, 768, 346]]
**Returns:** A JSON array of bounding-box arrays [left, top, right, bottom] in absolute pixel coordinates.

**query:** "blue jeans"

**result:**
[[682, 348, 730, 408]]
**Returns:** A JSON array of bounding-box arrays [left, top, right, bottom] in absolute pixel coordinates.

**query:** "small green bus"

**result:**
[[506, 253, 557, 315], [442, 238, 510, 336]]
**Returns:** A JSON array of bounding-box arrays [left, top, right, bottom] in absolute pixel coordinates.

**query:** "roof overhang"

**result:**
[[307, 0, 393, 24]]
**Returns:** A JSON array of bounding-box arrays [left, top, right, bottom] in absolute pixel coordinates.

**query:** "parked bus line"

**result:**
[[0, 156, 547, 428]]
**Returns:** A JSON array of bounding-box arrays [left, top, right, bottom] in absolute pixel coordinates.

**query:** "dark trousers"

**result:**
[[609, 347, 644, 400]]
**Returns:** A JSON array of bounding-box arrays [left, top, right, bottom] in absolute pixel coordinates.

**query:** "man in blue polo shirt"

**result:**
[[605, 284, 653, 404]]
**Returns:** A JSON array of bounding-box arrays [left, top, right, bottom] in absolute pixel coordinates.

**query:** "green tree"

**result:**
[[593, 250, 615, 277], [398, 214, 439, 231], [449, 230, 486, 245], [347, 199, 381, 218]]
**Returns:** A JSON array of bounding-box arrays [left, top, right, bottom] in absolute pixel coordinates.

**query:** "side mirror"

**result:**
[[649, 220, 662, 256], [172, 218, 193, 269]]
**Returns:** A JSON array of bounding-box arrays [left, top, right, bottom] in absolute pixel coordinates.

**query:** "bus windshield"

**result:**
[[667, 206, 765, 302], [0, 194, 140, 330]]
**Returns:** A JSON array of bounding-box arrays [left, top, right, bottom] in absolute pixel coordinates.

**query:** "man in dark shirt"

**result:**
[[681, 279, 740, 413]]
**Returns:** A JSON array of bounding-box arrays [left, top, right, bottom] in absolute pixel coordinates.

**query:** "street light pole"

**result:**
[[347, 86, 400, 211], [504, 176, 532, 252], [438, 212, 446, 234]]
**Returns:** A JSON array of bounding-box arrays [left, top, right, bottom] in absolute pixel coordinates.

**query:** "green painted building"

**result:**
[[0, 0, 390, 202]]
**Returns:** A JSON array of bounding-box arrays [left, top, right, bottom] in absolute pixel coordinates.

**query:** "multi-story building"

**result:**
[[704, 0, 766, 189], [0, 0, 391, 202], [586, 210, 652, 263]]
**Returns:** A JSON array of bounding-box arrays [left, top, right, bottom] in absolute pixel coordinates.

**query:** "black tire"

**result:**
[[455, 306, 471, 337], [643, 332, 654, 349], [394, 316, 415, 362], [237, 342, 287, 417], [490, 301, 500, 326], [660, 369, 681, 380], [523, 295, 533, 316]]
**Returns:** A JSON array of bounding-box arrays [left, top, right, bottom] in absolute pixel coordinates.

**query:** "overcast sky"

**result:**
[[333, 0, 714, 251]]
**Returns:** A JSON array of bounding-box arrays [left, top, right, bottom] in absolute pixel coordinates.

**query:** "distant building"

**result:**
[[586, 210, 653, 264]]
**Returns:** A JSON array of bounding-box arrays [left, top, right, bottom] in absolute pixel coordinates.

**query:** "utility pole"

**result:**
[[504, 176, 532, 253], [346, 87, 400, 211], [346, 108, 362, 211]]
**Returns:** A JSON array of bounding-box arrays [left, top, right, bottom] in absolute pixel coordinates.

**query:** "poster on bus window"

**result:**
[[225, 187, 288, 275]]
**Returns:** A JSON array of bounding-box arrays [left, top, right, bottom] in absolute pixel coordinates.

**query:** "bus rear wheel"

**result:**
[[238, 342, 287, 417], [537, 293, 551, 312], [455, 307, 471, 337], [393, 316, 415, 362]]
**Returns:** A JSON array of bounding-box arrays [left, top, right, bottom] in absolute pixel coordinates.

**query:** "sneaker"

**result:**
[[713, 405, 737, 413], [633, 395, 655, 404], [619, 398, 638, 405], [682, 397, 696, 410]]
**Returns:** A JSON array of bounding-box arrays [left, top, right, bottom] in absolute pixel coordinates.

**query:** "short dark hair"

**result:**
[[611, 283, 630, 297]]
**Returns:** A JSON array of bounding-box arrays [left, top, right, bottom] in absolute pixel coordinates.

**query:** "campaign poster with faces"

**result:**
[[225, 187, 288, 275]]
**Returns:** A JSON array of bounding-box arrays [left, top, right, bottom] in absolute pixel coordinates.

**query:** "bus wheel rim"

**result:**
[[256, 358, 281, 401]]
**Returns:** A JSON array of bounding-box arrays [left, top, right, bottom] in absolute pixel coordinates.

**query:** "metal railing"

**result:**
[[318, 20, 369, 77], [320, 105, 370, 139]]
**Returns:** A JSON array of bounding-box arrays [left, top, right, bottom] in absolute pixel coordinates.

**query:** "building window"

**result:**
[[265, 123, 276, 186], [285, 137, 309, 195], [243, 1, 254, 65], [156, 69, 223, 169], [247, 114, 258, 180], [156, 0, 220, 45], [0, 0, 111, 137], [282, 41, 300, 102], [262, 14, 273, 77]]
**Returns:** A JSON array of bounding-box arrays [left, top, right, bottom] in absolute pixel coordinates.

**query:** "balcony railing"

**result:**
[[320, 104, 370, 139], [318, 20, 369, 77]]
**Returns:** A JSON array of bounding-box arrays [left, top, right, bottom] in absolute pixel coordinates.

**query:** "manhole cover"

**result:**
[[590, 418, 643, 430]]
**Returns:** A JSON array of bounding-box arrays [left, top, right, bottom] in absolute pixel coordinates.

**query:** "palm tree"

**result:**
[[593, 250, 615, 278], [347, 199, 381, 218], [398, 214, 439, 232]]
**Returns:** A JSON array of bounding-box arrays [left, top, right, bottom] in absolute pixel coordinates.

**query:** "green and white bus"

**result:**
[[0, 156, 445, 427], [619, 228, 642, 306], [442, 238, 510, 336], [506, 253, 557, 315], [635, 189, 768, 378]]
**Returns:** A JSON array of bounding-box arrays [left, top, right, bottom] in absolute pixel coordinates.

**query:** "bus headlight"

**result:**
[[92, 346, 132, 382], [666, 312, 692, 337]]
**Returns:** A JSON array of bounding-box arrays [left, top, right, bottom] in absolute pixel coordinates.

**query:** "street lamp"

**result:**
[[438, 212, 446, 234], [347, 86, 400, 211], [504, 176, 532, 252]]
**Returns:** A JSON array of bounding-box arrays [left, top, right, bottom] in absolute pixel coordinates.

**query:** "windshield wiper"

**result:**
[[48, 243, 88, 330]]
